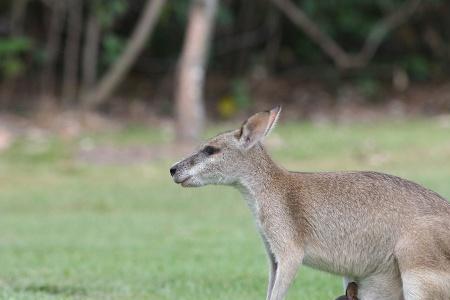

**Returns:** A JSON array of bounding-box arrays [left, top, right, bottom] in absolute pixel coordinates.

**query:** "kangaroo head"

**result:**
[[170, 106, 281, 187]]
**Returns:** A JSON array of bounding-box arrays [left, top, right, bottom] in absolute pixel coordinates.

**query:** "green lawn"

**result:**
[[0, 119, 449, 300]]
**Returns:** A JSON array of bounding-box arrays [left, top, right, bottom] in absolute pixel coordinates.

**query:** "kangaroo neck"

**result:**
[[234, 143, 285, 201]]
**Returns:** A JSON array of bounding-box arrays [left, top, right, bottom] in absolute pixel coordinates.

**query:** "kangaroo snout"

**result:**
[[170, 166, 177, 176], [169, 160, 196, 187], [169, 162, 184, 183]]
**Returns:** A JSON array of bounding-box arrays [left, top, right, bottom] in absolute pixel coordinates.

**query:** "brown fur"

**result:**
[[336, 282, 359, 300]]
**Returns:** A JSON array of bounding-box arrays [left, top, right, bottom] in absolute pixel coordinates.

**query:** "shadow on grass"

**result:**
[[18, 284, 88, 296]]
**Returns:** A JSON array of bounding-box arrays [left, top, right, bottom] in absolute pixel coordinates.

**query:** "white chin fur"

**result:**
[[181, 177, 204, 187]]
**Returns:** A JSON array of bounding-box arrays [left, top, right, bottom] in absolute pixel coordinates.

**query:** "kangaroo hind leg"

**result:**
[[396, 219, 450, 300]]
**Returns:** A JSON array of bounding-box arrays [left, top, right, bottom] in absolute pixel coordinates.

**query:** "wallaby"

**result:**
[[170, 106, 450, 300]]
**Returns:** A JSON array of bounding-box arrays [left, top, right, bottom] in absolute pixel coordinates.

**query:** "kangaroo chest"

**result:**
[[242, 191, 300, 258]]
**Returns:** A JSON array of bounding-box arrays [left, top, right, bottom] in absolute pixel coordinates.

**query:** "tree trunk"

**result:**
[[175, 0, 218, 142], [235, 0, 255, 73], [81, 0, 166, 108], [62, 0, 83, 107], [40, 0, 65, 99], [81, 12, 100, 93], [1, 0, 29, 109], [265, 9, 281, 72], [10, 0, 28, 36]]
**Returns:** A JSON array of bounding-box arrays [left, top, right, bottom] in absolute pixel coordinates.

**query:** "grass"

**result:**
[[0, 119, 449, 299]]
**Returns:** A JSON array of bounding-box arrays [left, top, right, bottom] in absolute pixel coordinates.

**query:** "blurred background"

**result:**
[[0, 0, 449, 299]]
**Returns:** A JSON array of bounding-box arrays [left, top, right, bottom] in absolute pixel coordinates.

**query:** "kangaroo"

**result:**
[[170, 106, 450, 300]]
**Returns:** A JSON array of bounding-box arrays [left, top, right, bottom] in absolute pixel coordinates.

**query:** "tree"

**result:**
[[81, 9, 101, 94], [175, 0, 218, 142], [271, 0, 422, 69], [62, 0, 83, 106], [81, 0, 166, 108], [10, 0, 28, 37], [40, 0, 65, 99]]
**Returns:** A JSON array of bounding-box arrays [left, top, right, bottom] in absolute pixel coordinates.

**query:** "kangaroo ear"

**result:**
[[237, 106, 281, 150]]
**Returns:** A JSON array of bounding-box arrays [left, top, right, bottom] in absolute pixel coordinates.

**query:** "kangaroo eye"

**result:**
[[203, 146, 220, 156]]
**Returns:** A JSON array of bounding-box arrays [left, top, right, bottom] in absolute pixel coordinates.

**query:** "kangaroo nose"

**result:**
[[170, 166, 177, 176]]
